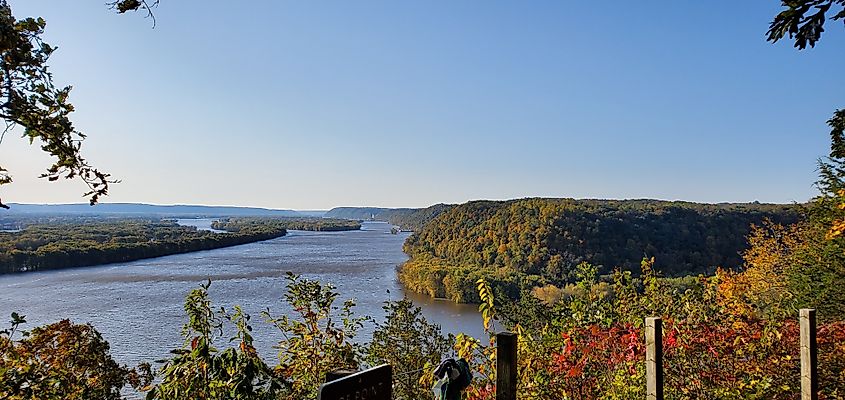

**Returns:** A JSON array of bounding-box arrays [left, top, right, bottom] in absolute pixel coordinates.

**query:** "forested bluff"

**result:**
[[0, 217, 360, 274], [395, 199, 800, 303]]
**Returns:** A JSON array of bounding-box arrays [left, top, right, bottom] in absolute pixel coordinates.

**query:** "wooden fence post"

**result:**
[[800, 308, 818, 400], [496, 332, 517, 400], [646, 317, 664, 400]]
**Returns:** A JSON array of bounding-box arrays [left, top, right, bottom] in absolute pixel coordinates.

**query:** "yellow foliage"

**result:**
[[826, 190, 845, 239], [827, 220, 845, 239], [718, 220, 803, 319], [530, 284, 563, 306]]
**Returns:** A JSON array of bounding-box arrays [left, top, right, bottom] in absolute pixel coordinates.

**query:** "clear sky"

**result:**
[[2, 1, 843, 209]]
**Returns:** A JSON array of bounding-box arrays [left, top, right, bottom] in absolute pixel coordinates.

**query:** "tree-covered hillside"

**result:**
[[386, 203, 452, 231], [400, 198, 799, 302]]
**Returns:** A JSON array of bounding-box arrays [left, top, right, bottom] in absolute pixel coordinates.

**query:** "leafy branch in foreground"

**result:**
[[767, 0, 845, 49], [0, 2, 117, 207], [0, 313, 152, 400], [263, 272, 367, 400], [108, 0, 160, 27], [366, 298, 453, 400], [145, 281, 281, 400]]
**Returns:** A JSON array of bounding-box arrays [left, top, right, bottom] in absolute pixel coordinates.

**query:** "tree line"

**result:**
[[0, 218, 288, 274], [212, 217, 361, 232], [0, 216, 363, 275], [386, 203, 452, 232], [399, 198, 799, 303]]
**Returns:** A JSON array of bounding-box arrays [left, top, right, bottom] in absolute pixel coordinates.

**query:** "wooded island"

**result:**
[[0, 217, 360, 274]]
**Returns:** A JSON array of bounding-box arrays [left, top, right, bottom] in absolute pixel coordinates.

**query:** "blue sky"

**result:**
[[2, 1, 843, 209]]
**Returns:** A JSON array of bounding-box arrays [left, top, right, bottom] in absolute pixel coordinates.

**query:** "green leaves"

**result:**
[[477, 278, 496, 332], [0, 312, 24, 337], [262, 273, 366, 400], [826, 109, 845, 160], [366, 298, 452, 400], [767, 0, 845, 49], [9, 312, 24, 326], [146, 281, 281, 400]]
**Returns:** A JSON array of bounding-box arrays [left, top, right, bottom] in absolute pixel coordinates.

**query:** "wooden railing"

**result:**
[[323, 308, 821, 399], [494, 308, 820, 400]]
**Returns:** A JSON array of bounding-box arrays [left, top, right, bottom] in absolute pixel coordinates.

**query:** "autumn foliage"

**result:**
[[454, 262, 845, 400], [0, 316, 151, 400]]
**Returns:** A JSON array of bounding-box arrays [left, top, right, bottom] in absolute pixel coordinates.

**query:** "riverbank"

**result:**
[[0, 217, 365, 275], [0, 219, 288, 274]]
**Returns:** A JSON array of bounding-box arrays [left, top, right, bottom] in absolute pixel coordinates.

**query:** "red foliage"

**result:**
[[536, 323, 645, 399]]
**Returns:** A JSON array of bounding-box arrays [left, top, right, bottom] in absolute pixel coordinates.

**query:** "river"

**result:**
[[0, 221, 484, 369]]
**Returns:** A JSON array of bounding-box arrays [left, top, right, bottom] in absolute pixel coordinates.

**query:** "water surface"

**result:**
[[175, 218, 227, 233], [0, 222, 483, 368]]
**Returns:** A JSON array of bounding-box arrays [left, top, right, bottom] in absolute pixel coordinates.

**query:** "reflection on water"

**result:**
[[0, 222, 484, 368]]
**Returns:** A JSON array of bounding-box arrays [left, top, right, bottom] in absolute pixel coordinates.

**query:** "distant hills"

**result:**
[[2, 203, 452, 225], [324, 207, 415, 221], [324, 204, 453, 231], [4, 203, 315, 217]]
